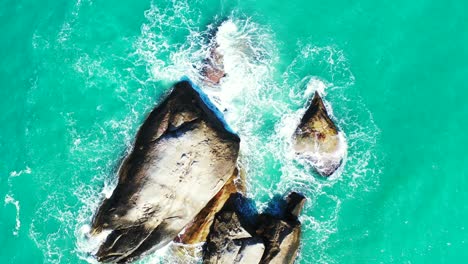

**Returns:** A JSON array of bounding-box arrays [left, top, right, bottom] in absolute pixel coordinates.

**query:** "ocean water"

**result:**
[[1, 0, 467, 263]]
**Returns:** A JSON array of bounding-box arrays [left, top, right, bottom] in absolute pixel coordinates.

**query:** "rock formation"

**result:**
[[293, 91, 345, 176], [202, 192, 306, 264], [91, 80, 240, 263]]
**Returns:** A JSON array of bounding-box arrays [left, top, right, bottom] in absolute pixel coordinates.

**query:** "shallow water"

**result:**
[[1, 0, 467, 263]]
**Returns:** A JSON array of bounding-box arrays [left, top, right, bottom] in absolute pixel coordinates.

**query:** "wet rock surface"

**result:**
[[294, 91, 345, 176], [91, 80, 240, 263]]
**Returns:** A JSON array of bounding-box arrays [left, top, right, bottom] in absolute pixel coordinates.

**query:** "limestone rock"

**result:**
[[266, 226, 301, 264], [91, 80, 240, 263], [285, 192, 307, 219], [294, 91, 346, 176]]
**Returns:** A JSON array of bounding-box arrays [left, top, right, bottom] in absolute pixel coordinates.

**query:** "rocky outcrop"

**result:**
[[91, 80, 240, 263], [202, 192, 305, 264], [293, 91, 345, 176]]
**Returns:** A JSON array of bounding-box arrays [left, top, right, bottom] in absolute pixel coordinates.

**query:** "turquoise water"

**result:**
[[1, 0, 467, 263]]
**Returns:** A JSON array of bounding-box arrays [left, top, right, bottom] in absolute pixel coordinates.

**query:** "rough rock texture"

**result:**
[[293, 91, 344, 176], [176, 166, 246, 244], [91, 80, 240, 263], [203, 192, 305, 264]]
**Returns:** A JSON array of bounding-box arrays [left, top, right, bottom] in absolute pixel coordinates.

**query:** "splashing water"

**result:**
[[4, 194, 21, 236], [7, 1, 379, 263], [4, 0, 468, 262]]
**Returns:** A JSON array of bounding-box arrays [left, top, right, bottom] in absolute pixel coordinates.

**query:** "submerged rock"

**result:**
[[293, 91, 345, 176], [202, 192, 305, 264], [200, 21, 227, 85], [202, 45, 225, 85], [91, 80, 240, 263]]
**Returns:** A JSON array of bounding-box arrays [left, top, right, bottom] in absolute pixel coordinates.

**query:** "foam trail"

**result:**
[[203, 18, 275, 109], [9, 166, 31, 177], [304, 77, 328, 97], [4, 194, 21, 236]]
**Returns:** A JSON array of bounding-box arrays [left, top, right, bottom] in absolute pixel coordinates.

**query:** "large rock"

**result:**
[[91, 80, 240, 263], [293, 91, 345, 176], [202, 192, 305, 264]]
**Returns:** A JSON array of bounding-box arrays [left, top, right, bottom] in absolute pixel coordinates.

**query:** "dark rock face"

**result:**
[[293, 91, 345, 177], [203, 192, 306, 264], [91, 80, 240, 263]]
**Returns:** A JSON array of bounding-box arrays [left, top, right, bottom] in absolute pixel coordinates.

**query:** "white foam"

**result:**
[[9, 166, 31, 177], [4, 194, 21, 236], [57, 0, 84, 43], [208, 18, 275, 105], [76, 225, 112, 263], [68, 3, 380, 264], [134, 0, 204, 83], [304, 77, 329, 98]]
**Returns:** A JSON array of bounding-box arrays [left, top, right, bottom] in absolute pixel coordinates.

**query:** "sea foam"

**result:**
[[70, 2, 381, 263]]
